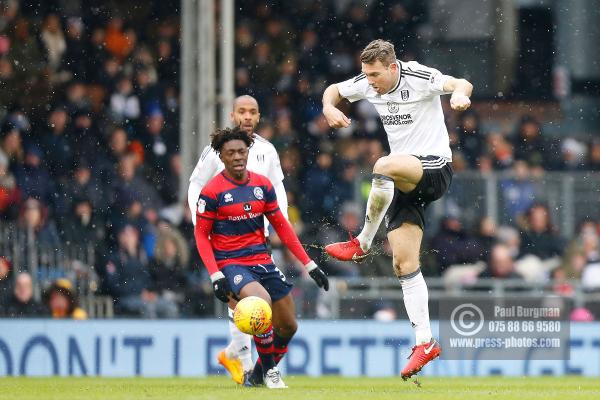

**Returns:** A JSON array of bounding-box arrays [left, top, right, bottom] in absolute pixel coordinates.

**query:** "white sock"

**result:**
[[356, 174, 395, 252], [226, 307, 254, 371], [399, 269, 432, 345]]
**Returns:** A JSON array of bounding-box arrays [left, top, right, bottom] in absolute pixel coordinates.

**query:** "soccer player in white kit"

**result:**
[[188, 95, 288, 384], [322, 40, 473, 379]]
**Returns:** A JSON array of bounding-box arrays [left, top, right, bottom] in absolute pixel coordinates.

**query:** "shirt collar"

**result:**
[[386, 60, 402, 95], [221, 170, 250, 186]]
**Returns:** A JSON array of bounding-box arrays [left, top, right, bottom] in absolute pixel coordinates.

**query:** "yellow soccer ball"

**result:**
[[233, 296, 272, 335]]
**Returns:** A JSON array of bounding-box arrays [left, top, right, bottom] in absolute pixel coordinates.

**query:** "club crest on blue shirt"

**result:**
[[224, 193, 233, 203], [253, 187, 264, 200], [387, 101, 399, 113], [243, 203, 252, 212], [401, 90, 410, 101]]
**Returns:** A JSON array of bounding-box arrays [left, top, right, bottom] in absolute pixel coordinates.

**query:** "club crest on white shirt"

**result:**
[[253, 187, 264, 200], [401, 90, 410, 101], [224, 193, 233, 203], [387, 101, 400, 113]]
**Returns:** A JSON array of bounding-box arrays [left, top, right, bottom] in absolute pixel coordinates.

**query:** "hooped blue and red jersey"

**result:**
[[196, 171, 278, 269]]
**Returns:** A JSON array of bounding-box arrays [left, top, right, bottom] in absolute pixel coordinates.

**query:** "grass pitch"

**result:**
[[1, 376, 599, 400]]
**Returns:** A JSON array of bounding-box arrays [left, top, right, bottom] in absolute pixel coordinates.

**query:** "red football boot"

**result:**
[[324, 237, 368, 262], [401, 338, 441, 380]]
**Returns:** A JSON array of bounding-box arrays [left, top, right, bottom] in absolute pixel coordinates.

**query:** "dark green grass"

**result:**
[[1, 376, 599, 400]]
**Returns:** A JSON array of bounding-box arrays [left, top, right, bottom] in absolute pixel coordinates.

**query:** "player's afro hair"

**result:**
[[210, 126, 254, 153]]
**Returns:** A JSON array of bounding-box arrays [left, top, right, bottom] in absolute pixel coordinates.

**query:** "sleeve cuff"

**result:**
[[210, 271, 225, 283], [305, 260, 317, 272]]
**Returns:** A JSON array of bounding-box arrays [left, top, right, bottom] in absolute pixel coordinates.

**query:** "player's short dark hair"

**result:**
[[210, 126, 254, 153], [360, 39, 396, 66]]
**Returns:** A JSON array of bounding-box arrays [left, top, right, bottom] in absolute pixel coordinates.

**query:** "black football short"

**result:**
[[385, 155, 453, 232]]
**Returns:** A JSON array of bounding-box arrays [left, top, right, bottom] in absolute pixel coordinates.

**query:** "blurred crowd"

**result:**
[[0, 0, 211, 318], [0, 0, 599, 319]]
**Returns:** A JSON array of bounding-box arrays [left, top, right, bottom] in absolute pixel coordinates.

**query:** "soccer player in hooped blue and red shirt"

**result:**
[[194, 126, 329, 389]]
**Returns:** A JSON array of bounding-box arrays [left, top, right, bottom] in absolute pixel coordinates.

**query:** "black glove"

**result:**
[[306, 261, 329, 291], [210, 271, 234, 303]]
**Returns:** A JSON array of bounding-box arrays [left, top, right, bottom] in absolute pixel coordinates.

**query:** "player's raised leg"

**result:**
[[387, 223, 440, 379], [216, 300, 253, 384], [325, 154, 423, 260]]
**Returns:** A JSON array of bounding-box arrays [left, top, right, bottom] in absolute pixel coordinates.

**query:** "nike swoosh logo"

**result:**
[[424, 341, 436, 354]]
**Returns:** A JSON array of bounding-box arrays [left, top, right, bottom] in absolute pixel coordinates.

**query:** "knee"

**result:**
[[373, 156, 393, 176], [275, 319, 297, 338]]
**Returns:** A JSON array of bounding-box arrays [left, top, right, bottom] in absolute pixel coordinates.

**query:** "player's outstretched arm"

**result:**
[[266, 209, 329, 291], [444, 77, 473, 111], [322, 84, 351, 128]]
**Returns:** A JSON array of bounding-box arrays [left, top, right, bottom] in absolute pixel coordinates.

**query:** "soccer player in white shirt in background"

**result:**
[[188, 95, 288, 384], [322, 39, 473, 380]]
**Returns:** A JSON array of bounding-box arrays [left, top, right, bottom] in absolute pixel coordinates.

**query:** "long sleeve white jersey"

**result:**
[[187, 134, 288, 233], [337, 60, 454, 161]]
